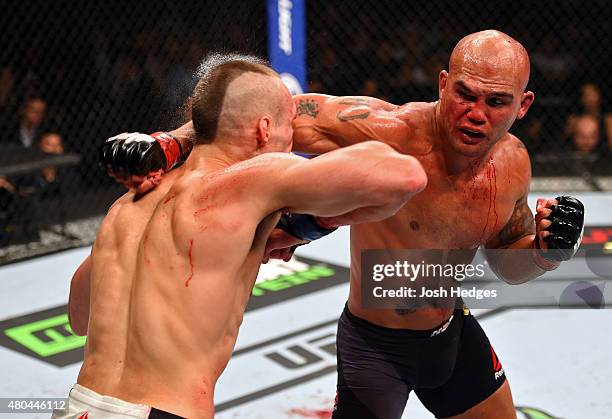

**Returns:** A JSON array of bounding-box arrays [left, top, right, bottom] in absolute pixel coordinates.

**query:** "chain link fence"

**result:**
[[1, 1, 610, 263], [306, 0, 612, 176]]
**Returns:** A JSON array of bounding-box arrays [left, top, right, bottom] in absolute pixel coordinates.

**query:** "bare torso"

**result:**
[[347, 102, 526, 329], [77, 163, 279, 418]]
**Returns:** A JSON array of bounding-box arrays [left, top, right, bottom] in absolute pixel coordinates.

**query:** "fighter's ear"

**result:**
[[517, 91, 535, 120], [438, 70, 449, 98], [256, 115, 272, 149]]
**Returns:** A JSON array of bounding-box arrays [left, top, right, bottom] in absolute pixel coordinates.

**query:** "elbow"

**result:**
[[68, 286, 88, 335], [354, 142, 427, 207], [71, 321, 88, 337], [395, 157, 428, 203], [68, 276, 89, 336], [68, 304, 88, 336], [407, 158, 428, 194], [368, 149, 428, 210]]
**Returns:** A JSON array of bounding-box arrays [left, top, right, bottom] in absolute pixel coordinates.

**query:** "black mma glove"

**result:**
[[534, 196, 585, 269], [99, 132, 183, 177]]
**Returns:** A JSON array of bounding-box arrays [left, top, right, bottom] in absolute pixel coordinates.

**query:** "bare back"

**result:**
[[78, 162, 280, 418]]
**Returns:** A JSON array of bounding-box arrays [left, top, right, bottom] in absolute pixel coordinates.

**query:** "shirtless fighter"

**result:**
[[100, 31, 585, 418], [58, 54, 426, 419]]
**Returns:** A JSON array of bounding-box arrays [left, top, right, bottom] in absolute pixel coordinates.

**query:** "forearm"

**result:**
[[68, 255, 93, 336], [486, 235, 559, 285], [281, 142, 426, 217], [168, 121, 195, 160]]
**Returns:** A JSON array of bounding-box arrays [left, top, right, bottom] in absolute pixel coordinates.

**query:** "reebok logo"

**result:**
[[490, 345, 505, 380]]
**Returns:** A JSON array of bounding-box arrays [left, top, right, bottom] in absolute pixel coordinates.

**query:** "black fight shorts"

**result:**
[[332, 304, 506, 418]]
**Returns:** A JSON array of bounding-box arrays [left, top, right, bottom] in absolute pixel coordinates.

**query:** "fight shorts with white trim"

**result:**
[[51, 384, 185, 419], [332, 304, 506, 418]]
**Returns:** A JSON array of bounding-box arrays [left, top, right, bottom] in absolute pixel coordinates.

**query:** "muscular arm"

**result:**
[[265, 141, 427, 223], [68, 254, 93, 336], [292, 94, 406, 154], [172, 95, 403, 156]]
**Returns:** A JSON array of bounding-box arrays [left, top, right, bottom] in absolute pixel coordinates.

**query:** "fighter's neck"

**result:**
[[185, 143, 255, 172]]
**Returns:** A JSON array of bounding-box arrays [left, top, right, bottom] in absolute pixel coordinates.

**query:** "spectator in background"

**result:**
[[571, 115, 601, 157], [13, 97, 47, 148], [13, 131, 73, 235], [37, 131, 65, 194], [564, 82, 612, 154], [22, 130, 76, 203]]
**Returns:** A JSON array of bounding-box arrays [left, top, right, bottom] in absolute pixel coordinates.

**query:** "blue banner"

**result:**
[[267, 0, 307, 95]]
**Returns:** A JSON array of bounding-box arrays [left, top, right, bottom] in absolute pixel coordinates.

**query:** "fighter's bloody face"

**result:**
[[438, 68, 533, 158]]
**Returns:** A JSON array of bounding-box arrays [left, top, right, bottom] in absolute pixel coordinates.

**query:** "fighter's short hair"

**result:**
[[191, 52, 277, 144]]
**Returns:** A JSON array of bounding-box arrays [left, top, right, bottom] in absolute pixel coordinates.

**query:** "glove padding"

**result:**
[[536, 196, 584, 262], [99, 132, 182, 177], [276, 213, 338, 242]]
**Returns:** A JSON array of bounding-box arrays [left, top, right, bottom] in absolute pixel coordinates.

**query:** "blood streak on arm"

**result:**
[[143, 233, 150, 264], [185, 239, 194, 287]]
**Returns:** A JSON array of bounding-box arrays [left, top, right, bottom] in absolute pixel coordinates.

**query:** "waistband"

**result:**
[[70, 385, 186, 418], [342, 303, 464, 338], [70, 384, 150, 417]]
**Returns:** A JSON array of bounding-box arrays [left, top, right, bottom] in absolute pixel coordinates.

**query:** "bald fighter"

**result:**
[[58, 54, 426, 419], [100, 32, 584, 418]]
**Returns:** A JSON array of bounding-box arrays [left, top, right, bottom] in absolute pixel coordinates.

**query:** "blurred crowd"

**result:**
[[1, 1, 611, 247], [0, 1, 266, 245], [307, 3, 612, 172]]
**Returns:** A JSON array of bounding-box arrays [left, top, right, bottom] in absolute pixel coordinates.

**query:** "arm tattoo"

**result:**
[[338, 98, 371, 106], [296, 99, 319, 118], [336, 109, 371, 121], [498, 197, 535, 246], [336, 97, 372, 122]]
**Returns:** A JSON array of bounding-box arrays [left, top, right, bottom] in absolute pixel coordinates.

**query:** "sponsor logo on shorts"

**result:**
[[333, 390, 339, 412], [490, 345, 505, 380], [430, 315, 453, 337]]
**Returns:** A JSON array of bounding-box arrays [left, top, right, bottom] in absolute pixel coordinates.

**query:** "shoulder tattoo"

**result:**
[[296, 99, 319, 118]]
